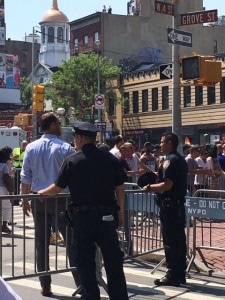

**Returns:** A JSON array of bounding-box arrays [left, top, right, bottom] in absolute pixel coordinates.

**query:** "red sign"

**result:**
[[94, 93, 105, 109], [155, 0, 174, 16], [181, 10, 218, 26]]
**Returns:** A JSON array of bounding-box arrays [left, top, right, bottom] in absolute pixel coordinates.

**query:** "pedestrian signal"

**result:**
[[181, 54, 222, 86]]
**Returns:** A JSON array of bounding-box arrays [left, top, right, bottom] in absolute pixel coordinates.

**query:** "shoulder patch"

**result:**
[[163, 159, 170, 169]]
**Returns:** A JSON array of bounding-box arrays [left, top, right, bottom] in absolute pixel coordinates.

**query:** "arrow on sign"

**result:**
[[160, 64, 172, 79], [167, 27, 192, 47]]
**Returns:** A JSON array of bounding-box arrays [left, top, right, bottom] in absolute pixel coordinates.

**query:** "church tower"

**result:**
[[39, 0, 70, 67]]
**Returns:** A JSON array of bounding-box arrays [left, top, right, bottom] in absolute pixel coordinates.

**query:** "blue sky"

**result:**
[[4, 0, 225, 41]]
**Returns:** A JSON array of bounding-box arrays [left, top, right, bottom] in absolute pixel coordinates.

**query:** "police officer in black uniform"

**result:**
[[143, 132, 188, 287], [38, 121, 129, 300]]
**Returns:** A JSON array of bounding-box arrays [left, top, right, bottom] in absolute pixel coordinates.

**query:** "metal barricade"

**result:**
[[0, 194, 77, 282], [121, 187, 163, 259], [0, 189, 163, 286], [186, 189, 225, 273]]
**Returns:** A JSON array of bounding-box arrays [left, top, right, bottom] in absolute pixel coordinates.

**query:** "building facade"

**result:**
[[118, 59, 225, 147], [69, 0, 225, 146]]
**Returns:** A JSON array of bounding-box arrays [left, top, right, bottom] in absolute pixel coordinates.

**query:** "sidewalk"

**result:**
[[190, 220, 225, 272], [144, 220, 225, 273]]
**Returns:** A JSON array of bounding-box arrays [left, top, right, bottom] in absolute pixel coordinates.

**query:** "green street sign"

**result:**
[[84, 114, 98, 120]]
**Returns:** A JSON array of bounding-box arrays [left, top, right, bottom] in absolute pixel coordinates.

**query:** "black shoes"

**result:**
[[179, 277, 187, 284], [154, 275, 186, 287], [41, 286, 53, 297]]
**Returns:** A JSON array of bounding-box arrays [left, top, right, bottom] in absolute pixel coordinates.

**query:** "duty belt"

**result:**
[[72, 204, 116, 214]]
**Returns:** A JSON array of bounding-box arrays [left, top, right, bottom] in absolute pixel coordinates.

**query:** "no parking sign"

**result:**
[[94, 94, 105, 109]]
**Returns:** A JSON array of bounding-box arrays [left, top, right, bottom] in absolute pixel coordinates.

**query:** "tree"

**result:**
[[20, 77, 32, 110], [50, 53, 121, 118]]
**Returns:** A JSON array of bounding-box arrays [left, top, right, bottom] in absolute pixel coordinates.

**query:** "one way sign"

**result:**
[[160, 64, 172, 80], [167, 27, 192, 47]]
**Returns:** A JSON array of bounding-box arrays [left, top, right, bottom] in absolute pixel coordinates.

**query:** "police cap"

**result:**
[[72, 121, 99, 137]]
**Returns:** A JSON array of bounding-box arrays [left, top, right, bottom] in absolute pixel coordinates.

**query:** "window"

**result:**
[[195, 86, 203, 106], [152, 88, 158, 111], [162, 86, 169, 110], [108, 94, 115, 116], [183, 86, 191, 107], [41, 27, 45, 43], [133, 91, 139, 113], [36, 50, 39, 61], [207, 86, 215, 105], [220, 77, 225, 103], [74, 38, 78, 54], [66, 28, 69, 44], [48, 27, 54, 43], [93, 32, 99, 44], [22, 49, 27, 58], [83, 35, 88, 46], [57, 27, 63, 43], [123, 92, 129, 115], [21, 67, 27, 76], [142, 89, 148, 112]]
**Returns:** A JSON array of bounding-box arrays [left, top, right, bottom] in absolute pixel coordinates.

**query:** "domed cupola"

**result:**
[[40, 0, 69, 23], [39, 0, 70, 67]]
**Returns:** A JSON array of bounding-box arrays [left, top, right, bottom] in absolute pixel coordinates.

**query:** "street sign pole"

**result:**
[[96, 52, 102, 143], [172, 0, 182, 153]]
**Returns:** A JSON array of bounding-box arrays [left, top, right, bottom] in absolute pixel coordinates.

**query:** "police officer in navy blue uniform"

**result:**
[[38, 121, 129, 300], [143, 132, 188, 287]]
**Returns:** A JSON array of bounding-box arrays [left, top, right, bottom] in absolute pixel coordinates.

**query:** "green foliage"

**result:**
[[50, 53, 121, 116], [20, 77, 32, 110]]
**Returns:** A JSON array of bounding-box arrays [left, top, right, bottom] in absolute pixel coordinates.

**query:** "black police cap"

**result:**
[[72, 121, 99, 137]]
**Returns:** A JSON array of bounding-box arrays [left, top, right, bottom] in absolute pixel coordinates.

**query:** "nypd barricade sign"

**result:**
[[95, 94, 105, 109], [185, 196, 225, 220]]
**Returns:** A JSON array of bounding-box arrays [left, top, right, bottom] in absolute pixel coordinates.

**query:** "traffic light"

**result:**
[[32, 84, 45, 113], [181, 54, 222, 85]]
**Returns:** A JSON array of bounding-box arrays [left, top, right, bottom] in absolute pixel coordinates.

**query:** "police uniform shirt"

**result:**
[[158, 151, 188, 200], [55, 143, 127, 206]]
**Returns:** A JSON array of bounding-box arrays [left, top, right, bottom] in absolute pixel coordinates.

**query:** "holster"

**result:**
[[154, 194, 175, 208]]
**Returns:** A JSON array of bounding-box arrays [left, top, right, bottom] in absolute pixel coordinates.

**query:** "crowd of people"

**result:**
[[2, 113, 225, 297], [183, 142, 225, 196]]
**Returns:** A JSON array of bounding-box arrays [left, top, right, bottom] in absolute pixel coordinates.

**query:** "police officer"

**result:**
[[143, 132, 188, 287], [38, 121, 129, 300]]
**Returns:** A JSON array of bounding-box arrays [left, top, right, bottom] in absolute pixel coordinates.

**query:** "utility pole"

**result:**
[[171, 0, 182, 152], [31, 26, 38, 142], [95, 40, 103, 143]]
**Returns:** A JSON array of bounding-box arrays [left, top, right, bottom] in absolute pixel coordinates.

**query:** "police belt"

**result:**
[[155, 196, 184, 208], [72, 204, 117, 215]]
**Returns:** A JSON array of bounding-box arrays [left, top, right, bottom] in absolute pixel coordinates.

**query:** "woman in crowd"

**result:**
[[0, 149, 14, 233]]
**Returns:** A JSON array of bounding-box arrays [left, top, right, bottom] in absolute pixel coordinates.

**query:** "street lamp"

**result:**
[[94, 39, 103, 143]]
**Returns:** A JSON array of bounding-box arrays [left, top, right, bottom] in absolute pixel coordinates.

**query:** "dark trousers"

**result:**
[[160, 204, 187, 280], [31, 198, 81, 288], [72, 211, 128, 300]]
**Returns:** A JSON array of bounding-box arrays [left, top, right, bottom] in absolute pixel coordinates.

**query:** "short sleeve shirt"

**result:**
[[55, 143, 127, 206], [158, 151, 188, 200]]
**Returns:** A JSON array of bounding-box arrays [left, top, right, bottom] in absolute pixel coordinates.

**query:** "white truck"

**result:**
[[0, 126, 27, 149]]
